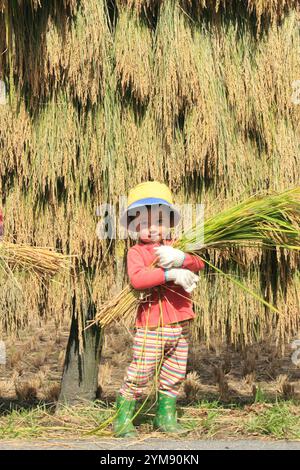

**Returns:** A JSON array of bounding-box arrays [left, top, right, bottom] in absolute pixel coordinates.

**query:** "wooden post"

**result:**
[[57, 275, 103, 407]]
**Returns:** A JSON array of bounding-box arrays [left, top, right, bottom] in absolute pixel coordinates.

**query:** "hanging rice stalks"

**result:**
[[92, 188, 300, 329], [0, 0, 299, 347], [115, 6, 153, 104]]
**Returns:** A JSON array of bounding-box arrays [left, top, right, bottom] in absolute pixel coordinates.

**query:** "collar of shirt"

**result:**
[[136, 239, 173, 250]]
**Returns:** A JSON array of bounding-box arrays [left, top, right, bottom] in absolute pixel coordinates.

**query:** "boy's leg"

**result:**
[[158, 322, 189, 397], [154, 322, 190, 433], [114, 328, 164, 437], [119, 328, 164, 399]]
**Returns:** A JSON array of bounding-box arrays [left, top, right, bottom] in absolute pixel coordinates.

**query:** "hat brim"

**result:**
[[120, 198, 181, 228]]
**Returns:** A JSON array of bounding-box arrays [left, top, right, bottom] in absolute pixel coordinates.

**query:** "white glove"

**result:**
[[154, 245, 185, 268], [165, 268, 199, 293]]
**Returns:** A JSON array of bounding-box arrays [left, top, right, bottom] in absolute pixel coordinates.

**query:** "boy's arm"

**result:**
[[181, 253, 205, 273], [127, 247, 166, 290]]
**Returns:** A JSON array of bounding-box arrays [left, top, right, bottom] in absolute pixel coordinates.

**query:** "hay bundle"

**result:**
[[0, 241, 70, 278]]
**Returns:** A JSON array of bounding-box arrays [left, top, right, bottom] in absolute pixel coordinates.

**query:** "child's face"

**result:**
[[131, 206, 172, 243]]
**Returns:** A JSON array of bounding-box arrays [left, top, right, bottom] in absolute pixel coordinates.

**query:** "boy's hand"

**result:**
[[165, 268, 199, 293], [153, 245, 185, 268]]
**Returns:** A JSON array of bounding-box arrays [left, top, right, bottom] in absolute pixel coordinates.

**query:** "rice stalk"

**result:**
[[0, 240, 71, 277], [115, 6, 153, 104]]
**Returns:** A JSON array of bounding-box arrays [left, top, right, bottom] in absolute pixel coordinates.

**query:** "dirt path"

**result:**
[[0, 438, 300, 450]]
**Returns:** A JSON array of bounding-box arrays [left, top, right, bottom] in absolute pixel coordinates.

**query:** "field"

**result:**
[[1, 318, 300, 440]]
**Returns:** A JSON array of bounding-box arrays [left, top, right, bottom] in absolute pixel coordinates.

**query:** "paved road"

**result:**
[[0, 439, 300, 450]]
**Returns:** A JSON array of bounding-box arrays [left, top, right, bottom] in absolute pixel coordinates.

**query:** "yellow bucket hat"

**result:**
[[120, 181, 181, 228]]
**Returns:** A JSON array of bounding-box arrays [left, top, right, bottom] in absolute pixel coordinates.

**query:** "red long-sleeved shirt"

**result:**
[[127, 239, 205, 327]]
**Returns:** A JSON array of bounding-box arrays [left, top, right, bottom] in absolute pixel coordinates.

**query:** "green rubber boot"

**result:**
[[113, 394, 138, 438], [153, 392, 185, 433]]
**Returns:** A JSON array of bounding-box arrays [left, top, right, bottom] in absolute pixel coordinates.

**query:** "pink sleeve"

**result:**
[[182, 253, 205, 273], [127, 247, 166, 290]]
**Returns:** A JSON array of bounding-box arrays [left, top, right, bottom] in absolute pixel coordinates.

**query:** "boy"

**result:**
[[114, 181, 205, 437]]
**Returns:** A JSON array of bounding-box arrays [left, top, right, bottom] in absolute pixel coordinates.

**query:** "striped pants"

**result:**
[[119, 320, 190, 399]]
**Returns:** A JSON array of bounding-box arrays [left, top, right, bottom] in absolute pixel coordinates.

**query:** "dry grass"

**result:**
[[44, 384, 61, 403], [184, 371, 202, 401], [0, 397, 300, 440]]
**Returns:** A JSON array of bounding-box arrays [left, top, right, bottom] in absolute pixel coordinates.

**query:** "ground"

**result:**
[[0, 318, 300, 442], [1, 438, 300, 450]]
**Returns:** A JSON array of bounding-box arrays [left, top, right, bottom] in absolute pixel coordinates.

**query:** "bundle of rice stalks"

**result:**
[[180, 187, 300, 252], [93, 188, 300, 328], [0, 241, 70, 279]]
